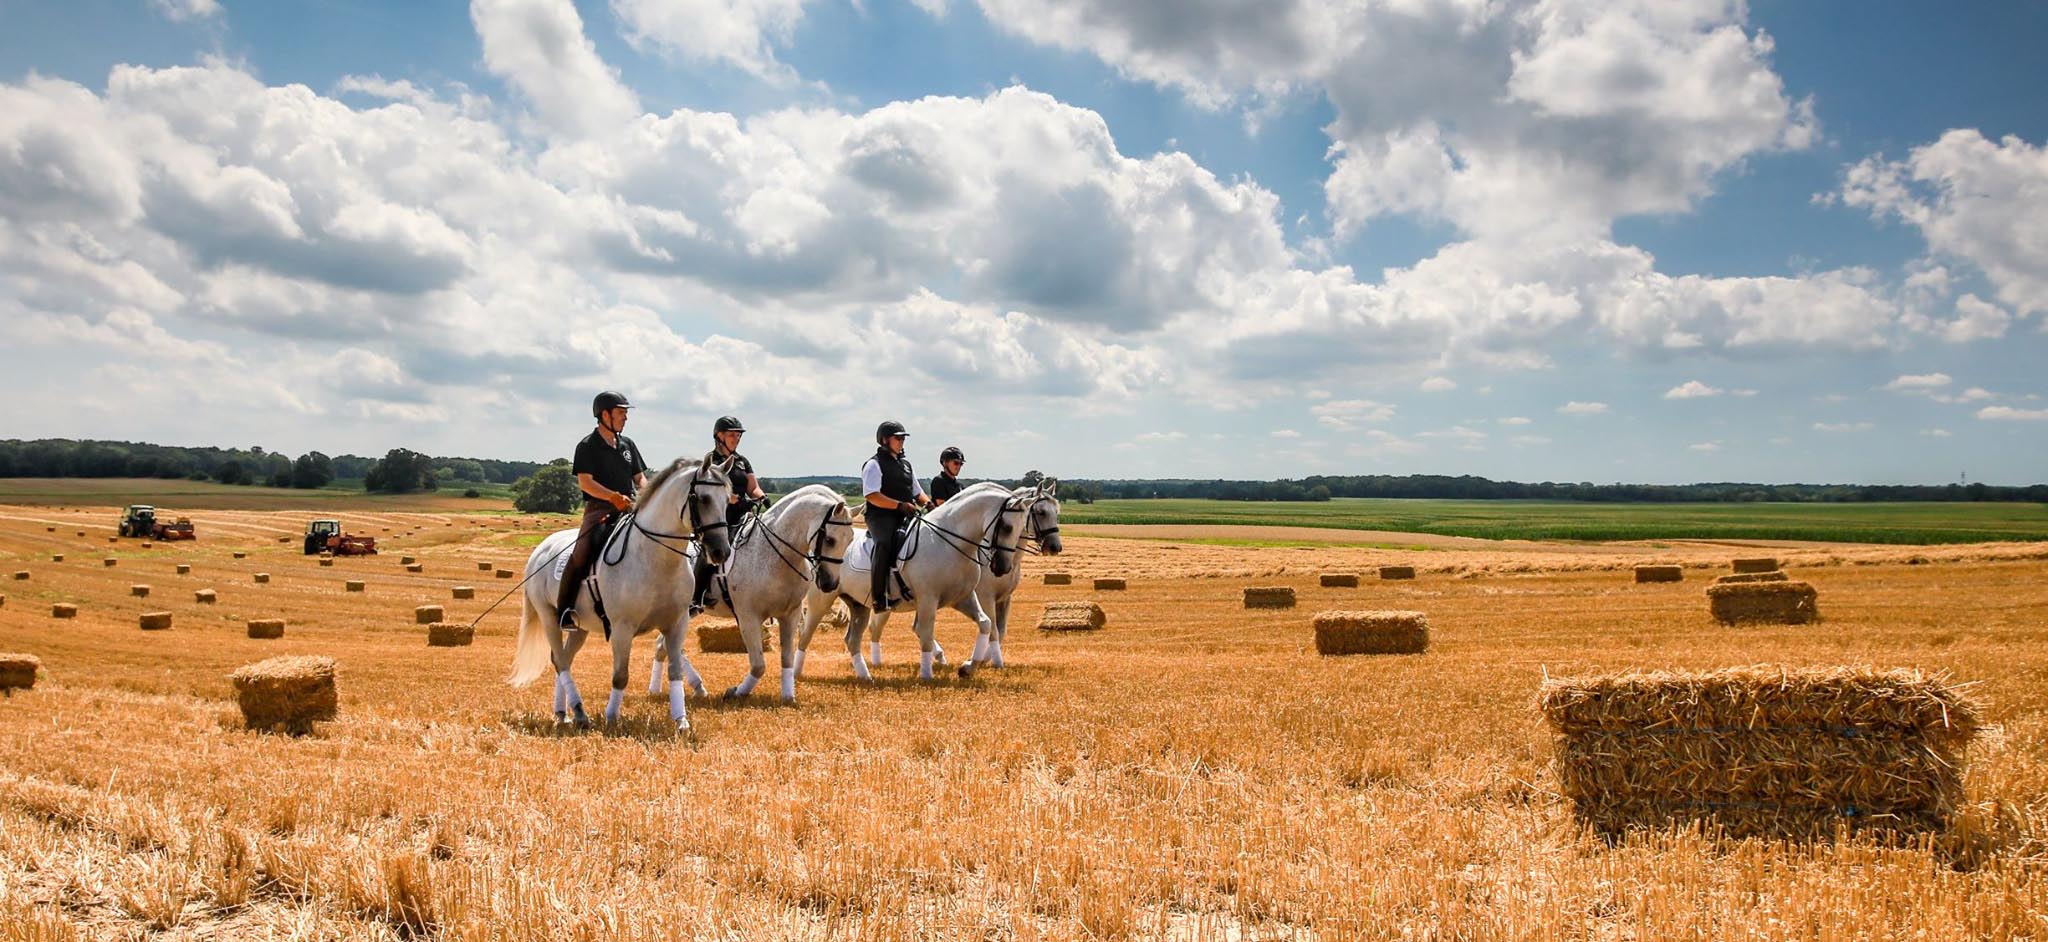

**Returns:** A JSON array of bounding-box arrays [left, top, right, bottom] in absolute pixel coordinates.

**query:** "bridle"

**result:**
[[605, 467, 732, 565], [912, 489, 1030, 568], [750, 497, 853, 582], [1017, 492, 1060, 556]]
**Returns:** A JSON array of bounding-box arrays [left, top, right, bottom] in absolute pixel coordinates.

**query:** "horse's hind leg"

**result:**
[[648, 635, 667, 697], [558, 622, 592, 729], [868, 611, 887, 667], [726, 611, 768, 699], [954, 596, 995, 680], [603, 627, 636, 725], [989, 594, 1013, 669]]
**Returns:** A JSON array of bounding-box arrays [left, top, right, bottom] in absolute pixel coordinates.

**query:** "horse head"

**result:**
[[1029, 478, 1064, 556], [687, 461, 736, 565], [812, 493, 852, 593]]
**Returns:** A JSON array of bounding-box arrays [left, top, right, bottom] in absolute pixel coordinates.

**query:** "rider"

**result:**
[[861, 421, 929, 612], [691, 415, 766, 615], [557, 390, 648, 632], [929, 446, 966, 506]]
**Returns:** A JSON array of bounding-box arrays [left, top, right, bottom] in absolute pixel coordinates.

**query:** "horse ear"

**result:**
[[1042, 478, 1058, 497]]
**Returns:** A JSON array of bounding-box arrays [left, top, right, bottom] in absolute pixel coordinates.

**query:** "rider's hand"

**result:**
[[608, 493, 633, 512]]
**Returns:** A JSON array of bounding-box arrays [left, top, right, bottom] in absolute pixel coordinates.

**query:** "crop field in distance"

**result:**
[[0, 496, 2044, 940], [1061, 496, 2048, 544]]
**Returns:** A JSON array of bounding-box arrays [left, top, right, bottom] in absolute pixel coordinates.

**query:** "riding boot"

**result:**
[[556, 502, 612, 632], [691, 554, 714, 616]]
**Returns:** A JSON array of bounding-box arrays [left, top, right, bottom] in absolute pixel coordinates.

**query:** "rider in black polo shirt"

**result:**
[[862, 421, 929, 612], [929, 446, 966, 506], [691, 415, 768, 615], [556, 391, 648, 632]]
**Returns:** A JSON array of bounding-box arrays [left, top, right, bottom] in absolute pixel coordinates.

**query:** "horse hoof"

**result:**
[[780, 696, 796, 707], [956, 664, 974, 679], [723, 687, 746, 701]]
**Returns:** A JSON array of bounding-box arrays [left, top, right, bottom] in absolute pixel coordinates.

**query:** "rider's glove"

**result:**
[[608, 493, 633, 512]]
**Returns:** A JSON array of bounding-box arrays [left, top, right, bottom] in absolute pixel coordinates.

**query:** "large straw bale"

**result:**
[[1538, 666, 1981, 839], [1634, 565, 1683, 584], [1733, 557, 1780, 574], [246, 619, 285, 639], [1707, 581, 1819, 624], [130, 585, 150, 597], [345, 580, 365, 593], [0, 654, 38, 691], [11, 571, 27, 581], [1093, 577, 1127, 590], [254, 573, 270, 584], [452, 586, 475, 600], [1313, 611, 1429, 655], [1713, 571, 1789, 585], [194, 589, 216, 604], [415, 605, 445, 625], [1243, 586, 1297, 609], [427, 623, 473, 647], [1320, 573, 1360, 588], [230, 656, 337, 734], [1379, 566, 1415, 581], [52, 603, 77, 619], [478, 561, 494, 571], [139, 611, 172, 630], [405, 563, 424, 573], [1038, 601, 1106, 631], [496, 568, 515, 579], [1043, 572, 1072, 586], [176, 564, 191, 575], [696, 621, 763, 653]]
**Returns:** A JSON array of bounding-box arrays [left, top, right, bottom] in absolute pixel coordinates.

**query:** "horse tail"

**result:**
[[508, 584, 550, 687]]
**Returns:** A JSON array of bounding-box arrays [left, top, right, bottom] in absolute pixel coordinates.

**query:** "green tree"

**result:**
[[214, 459, 252, 485], [512, 459, 579, 513], [364, 448, 438, 494], [292, 452, 335, 489], [441, 458, 487, 482]]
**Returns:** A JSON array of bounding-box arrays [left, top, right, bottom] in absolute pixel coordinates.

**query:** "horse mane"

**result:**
[[641, 457, 702, 498]]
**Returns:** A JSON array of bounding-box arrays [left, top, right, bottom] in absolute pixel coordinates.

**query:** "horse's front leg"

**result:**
[[662, 627, 692, 732], [843, 602, 875, 683], [868, 610, 889, 667], [989, 593, 1013, 669], [726, 608, 768, 700], [557, 619, 592, 729], [776, 603, 802, 705], [604, 626, 636, 725], [914, 601, 944, 681], [956, 595, 996, 680]]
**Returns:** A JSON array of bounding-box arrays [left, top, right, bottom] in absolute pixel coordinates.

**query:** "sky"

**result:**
[[1, 0, 2044, 485]]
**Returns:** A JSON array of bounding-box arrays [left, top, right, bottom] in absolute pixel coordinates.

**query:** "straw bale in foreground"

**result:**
[[246, 619, 285, 639], [1043, 572, 1072, 585], [1713, 571, 1789, 585], [1313, 611, 1428, 655], [0, 654, 38, 691], [1320, 573, 1360, 588], [1707, 581, 1819, 624], [696, 622, 763, 654], [1538, 666, 1981, 839], [1733, 557, 1780, 574], [1379, 566, 1415, 581], [139, 611, 172, 630], [1038, 601, 1106, 631], [427, 623, 473, 647], [230, 656, 337, 734], [1634, 565, 1683, 583], [1093, 577, 1127, 590], [1243, 586, 1297, 609]]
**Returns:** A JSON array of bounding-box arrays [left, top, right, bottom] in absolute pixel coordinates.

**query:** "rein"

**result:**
[[909, 492, 1028, 567], [750, 498, 852, 581]]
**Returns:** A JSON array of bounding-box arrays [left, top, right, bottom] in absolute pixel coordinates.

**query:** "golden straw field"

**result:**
[[1, 503, 2045, 940]]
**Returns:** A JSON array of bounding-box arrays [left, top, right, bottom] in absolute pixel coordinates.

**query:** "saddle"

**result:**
[[852, 530, 916, 609], [583, 513, 623, 639]]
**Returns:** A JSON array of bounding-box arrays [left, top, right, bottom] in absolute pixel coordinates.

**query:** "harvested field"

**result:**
[[1312, 609, 1431, 656], [1709, 580, 1821, 624], [0, 504, 2045, 939]]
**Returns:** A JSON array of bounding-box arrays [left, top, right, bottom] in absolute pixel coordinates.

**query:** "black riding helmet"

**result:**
[[714, 415, 745, 434], [875, 420, 908, 445], [592, 390, 632, 418], [940, 446, 965, 463]]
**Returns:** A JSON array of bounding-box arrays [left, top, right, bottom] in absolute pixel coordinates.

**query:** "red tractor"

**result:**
[[303, 520, 378, 556], [119, 505, 196, 541]]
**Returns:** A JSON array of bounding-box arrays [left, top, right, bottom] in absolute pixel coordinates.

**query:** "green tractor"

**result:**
[[119, 505, 195, 541]]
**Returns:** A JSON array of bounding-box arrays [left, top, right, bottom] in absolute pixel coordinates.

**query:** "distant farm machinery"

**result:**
[[118, 505, 195, 541], [303, 520, 378, 556]]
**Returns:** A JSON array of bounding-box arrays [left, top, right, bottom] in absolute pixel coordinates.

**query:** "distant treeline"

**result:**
[[0, 439, 544, 492], [1060, 475, 2048, 504]]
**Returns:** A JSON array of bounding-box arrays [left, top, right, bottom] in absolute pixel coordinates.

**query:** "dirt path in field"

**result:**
[[1063, 524, 1894, 553]]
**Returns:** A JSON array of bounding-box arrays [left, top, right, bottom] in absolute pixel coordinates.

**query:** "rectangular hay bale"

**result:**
[[102, 557, 118, 567], [1713, 570, 1788, 585], [230, 655, 337, 734], [345, 580, 365, 593], [1043, 572, 1073, 585], [1319, 572, 1360, 588], [452, 586, 475, 600], [232, 552, 247, 559], [1037, 601, 1106, 631], [496, 568, 514, 579], [0, 654, 39, 691], [415, 605, 445, 624], [52, 603, 77, 618], [427, 622, 473, 647], [320, 558, 334, 567], [176, 564, 191, 575], [1379, 566, 1415, 581], [696, 621, 764, 654], [1243, 586, 1297, 609], [194, 589, 216, 604], [51, 554, 63, 563], [478, 561, 494, 571], [254, 573, 271, 584], [1732, 557, 1780, 574], [11, 571, 27, 581], [1092, 577, 1127, 590], [400, 556, 417, 565], [1313, 610, 1429, 655], [247, 619, 286, 639], [130, 585, 150, 597], [1707, 580, 1819, 624], [1634, 565, 1683, 583], [1537, 666, 1980, 840], [139, 611, 172, 630], [405, 564, 424, 573]]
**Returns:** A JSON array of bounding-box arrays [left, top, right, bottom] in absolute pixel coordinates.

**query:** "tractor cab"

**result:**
[[303, 519, 375, 555], [119, 505, 156, 538], [304, 520, 339, 555]]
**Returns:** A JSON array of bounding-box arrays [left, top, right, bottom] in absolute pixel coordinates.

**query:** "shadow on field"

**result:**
[[498, 711, 702, 743]]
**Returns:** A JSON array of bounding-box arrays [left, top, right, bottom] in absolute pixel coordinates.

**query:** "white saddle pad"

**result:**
[[846, 531, 876, 575]]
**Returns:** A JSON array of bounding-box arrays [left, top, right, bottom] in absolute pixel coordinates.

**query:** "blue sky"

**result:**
[[1, 0, 2043, 484]]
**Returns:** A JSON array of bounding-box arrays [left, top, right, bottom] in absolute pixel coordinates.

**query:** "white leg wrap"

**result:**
[[970, 633, 990, 664], [851, 652, 872, 681], [780, 667, 796, 702], [604, 688, 623, 724], [990, 635, 1006, 668], [793, 649, 807, 676], [869, 641, 883, 665], [669, 680, 689, 725], [648, 656, 664, 695], [735, 673, 760, 697], [919, 650, 934, 679], [552, 672, 568, 715]]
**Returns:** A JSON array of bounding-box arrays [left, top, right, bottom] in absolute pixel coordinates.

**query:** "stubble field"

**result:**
[[1, 503, 2045, 940]]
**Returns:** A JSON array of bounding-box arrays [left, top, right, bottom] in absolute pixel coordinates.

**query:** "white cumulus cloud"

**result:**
[[1664, 380, 1721, 399]]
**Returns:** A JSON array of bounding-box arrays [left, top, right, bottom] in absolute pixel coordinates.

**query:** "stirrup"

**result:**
[[558, 608, 581, 632]]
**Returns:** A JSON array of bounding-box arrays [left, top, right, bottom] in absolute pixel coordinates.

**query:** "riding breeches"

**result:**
[[865, 506, 906, 609], [555, 502, 615, 613]]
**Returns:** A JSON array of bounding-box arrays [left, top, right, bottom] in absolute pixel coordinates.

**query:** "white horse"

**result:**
[[508, 458, 734, 731], [795, 481, 1030, 683], [646, 484, 853, 705], [848, 480, 1063, 670]]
